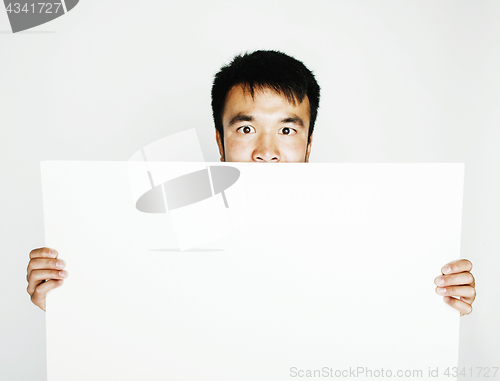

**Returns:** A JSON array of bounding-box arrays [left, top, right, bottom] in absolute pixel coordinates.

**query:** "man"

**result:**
[[27, 50, 476, 315]]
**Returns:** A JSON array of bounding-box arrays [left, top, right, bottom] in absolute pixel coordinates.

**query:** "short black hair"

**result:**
[[211, 50, 320, 146]]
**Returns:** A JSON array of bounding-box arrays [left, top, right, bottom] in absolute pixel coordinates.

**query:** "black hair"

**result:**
[[211, 50, 320, 146]]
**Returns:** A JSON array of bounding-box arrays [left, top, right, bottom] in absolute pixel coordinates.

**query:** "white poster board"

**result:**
[[42, 162, 463, 380]]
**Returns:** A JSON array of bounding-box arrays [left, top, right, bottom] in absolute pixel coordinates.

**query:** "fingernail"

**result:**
[[56, 260, 65, 269], [48, 250, 57, 258], [437, 287, 446, 295], [59, 270, 68, 278], [436, 277, 445, 286], [442, 266, 451, 274]]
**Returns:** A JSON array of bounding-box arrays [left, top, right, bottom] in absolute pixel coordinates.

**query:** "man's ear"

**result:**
[[216, 130, 225, 162], [305, 133, 313, 163]]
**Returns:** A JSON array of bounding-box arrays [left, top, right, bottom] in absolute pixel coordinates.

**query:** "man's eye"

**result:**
[[279, 127, 297, 135], [237, 126, 255, 134]]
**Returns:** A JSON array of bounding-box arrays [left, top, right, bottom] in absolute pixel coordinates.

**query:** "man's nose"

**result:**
[[252, 134, 280, 162]]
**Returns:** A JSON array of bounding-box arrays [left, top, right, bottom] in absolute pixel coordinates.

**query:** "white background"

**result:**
[[0, 1, 499, 380]]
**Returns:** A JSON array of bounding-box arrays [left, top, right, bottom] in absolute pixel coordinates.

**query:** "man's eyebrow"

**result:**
[[228, 114, 254, 126], [281, 116, 304, 127]]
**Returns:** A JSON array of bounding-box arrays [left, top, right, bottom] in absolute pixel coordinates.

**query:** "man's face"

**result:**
[[216, 85, 313, 162]]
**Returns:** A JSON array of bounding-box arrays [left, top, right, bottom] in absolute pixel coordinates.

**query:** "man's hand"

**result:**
[[27, 247, 67, 311], [434, 259, 475, 316]]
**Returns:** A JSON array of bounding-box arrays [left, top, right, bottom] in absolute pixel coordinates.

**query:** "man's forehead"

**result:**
[[222, 85, 311, 129], [228, 83, 307, 106]]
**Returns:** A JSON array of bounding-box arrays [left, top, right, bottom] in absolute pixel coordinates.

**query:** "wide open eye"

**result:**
[[237, 126, 256, 134], [279, 127, 297, 135]]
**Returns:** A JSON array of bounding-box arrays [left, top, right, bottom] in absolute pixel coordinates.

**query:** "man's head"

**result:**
[[211, 50, 320, 162]]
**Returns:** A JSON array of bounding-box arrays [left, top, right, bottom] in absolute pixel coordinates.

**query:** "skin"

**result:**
[[27, 248, 66, 311], [434, 259, 476, 316], [216, 86, 313, 163], [27, 85, 476, 315]]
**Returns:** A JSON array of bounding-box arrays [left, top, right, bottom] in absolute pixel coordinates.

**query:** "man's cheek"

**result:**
[[226, 141, 249, 161], [285, 140, 309, 161]]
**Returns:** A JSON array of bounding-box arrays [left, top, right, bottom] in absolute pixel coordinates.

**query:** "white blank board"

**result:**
[[42, 162, 462, 380]]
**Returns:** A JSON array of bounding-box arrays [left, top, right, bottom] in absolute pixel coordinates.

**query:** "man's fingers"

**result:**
[[435, 285, 476, 299], [27, 248, 66, 311], [443, 296, 473, 316], [27, 258, 65, 280], [27, 269, 68, 295], [30, 279, 64, 312], [29, 247, 58, 260], [436, 260, 476, 315], [441, 259, 472, 275], [434, 272, 474, 287], [459, 295, 476, 304]]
